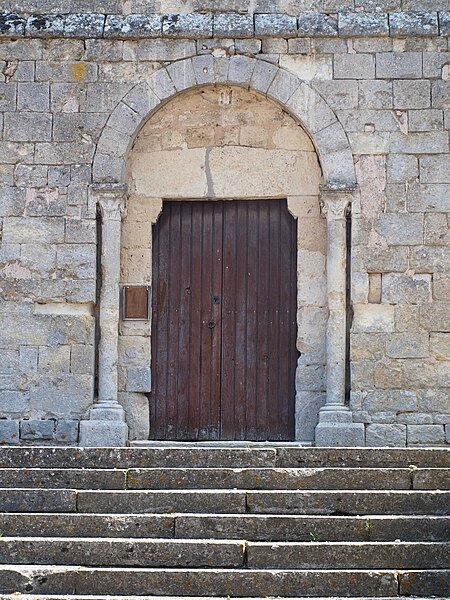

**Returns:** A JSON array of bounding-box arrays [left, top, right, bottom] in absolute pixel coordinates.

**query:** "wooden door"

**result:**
[[150, 199, 298, 441]]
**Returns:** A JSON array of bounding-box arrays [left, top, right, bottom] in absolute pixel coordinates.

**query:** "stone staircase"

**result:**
[[0, 445, 448, 599]]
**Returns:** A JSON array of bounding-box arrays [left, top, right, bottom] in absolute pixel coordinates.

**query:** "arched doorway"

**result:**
[[81, 56, 363, 448], [122, 84, 323, 442]]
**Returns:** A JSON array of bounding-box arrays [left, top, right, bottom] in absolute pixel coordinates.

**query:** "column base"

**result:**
[[79, 419, 128, 447], [315, 421, 365, 447]]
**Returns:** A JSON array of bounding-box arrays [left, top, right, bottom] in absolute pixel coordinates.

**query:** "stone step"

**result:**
[[76, 489, 450, 515], [174, 514, 450, 542], [0, 538, 448, 570], [4, 488, 448, 515], [0, 565, 448, 597], [0, 538, 245, 568], [2, 467, 448, 490], [2, 513, 448, 542], [0, 597, 442, 600], [1, 447, 449, 469]]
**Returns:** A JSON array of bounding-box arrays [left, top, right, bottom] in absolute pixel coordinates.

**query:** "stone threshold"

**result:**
[[131, 440, 313, 447]]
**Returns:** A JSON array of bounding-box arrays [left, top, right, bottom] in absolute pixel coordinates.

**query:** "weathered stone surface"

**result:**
[[376, 52, 423, 78], [298, 13, 337, 37], [78, 490, 247, 514], [254, 14, 297, 37], [389, 12, 439, 36], [339, 13, 389, 37], [162, 14, 212, 38], [0, 420, 20, 445], [64, 14, 105, 38], [126, 467, 411, 491], [0, 565, 400, 597], [0, 489, 76, 512], [20, 419, 55, 440], [247, 540, 448, 569], [0, 538, 245, 568], [0, 12, 25, 36], [366, 424, 407, 447], [246, 490, 450, 515], [334, 54, 375, 79], [407, 424, 446, 446], [104, 14, 161, 38], [213, 13, 253, 38]]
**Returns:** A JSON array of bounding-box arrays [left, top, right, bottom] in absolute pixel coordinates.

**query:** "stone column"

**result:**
[[79, 185, 128, 447], [315, 187, 365, 447]]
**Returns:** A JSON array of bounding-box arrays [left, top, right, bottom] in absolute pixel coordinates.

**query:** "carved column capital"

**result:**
[[90, 184, 128, 221], [320, 186, 357, 221]]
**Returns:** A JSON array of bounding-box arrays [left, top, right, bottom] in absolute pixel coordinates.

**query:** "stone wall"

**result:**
[[0, 1, 448, 446]]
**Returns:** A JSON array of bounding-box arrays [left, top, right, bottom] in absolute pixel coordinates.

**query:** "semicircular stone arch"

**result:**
[[93, 55, 356, 189]]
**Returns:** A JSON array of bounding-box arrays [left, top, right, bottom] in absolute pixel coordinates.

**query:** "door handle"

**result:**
[[207, 320, 216, 329]]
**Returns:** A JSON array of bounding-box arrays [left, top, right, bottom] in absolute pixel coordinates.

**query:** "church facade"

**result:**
[[0, 1, 448, 447]]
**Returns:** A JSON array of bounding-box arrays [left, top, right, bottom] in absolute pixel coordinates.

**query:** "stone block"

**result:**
[[348, 132, 389, 155], [397, 413, 433, 425], [25, 14, 65, 38], [433, 273, 450, 301], [228, 54, 255, 86], [235, 39, 261, 55], [0, 391, 29, 417], [334, 54, 375, 79], [386, 154, 418, 183], [312, 80, 358, 110], [420, 155, 450, 183], [430, 332, 450, 361], [214, 13, 253, 38], [425, 213, 450, 246], [2, 217, 65, 244], [119, 392, 149, 441], [4, 113, 52, 142], [393, 80, 430, 109], [29, 374, 93, 419], [20, 419, 55, 440], [409, 109, 443, 132], [420, 302, 450, 332], [55, 420, 79, 443], [362, 390, 417, 413], [298, 13, 337, 37], [352, 304, 395, 333], [407, 424, 446, 446], [254, 14, 297, 37], [56, 244, 96, 280], [38, 346, 71, 373], [376, 52, 422, 79], [250, 59, 278, 94], [64, 14, 106, 38], [339, 13, 389, 37], [26, 187, 65, 217], [162, 14, 212, 38], [382, 273, 431, 304], [386, 332, 430, 359], [410, 246, 449, 273], [389, 12, 438, 36], [126, 367, 151, 393], [375, 213, 423, 245], [79, 419, 128, 447], [390, 131, 448, 154], [65, 220, 96, 244], [104, 14, 161, 38], [0, 83, 17, 111], [0, 186, 26, 217], [14, 165, 48, 187], [366, 424, 406, 447], [280, 54, 332, 82], [439, 12, 450, 35], [407, 183, 450, 212], [417, 388, 450, 413], [70, 345, 95, 375], [0, 420, 20, 445], [0, 12, 25, 36]]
